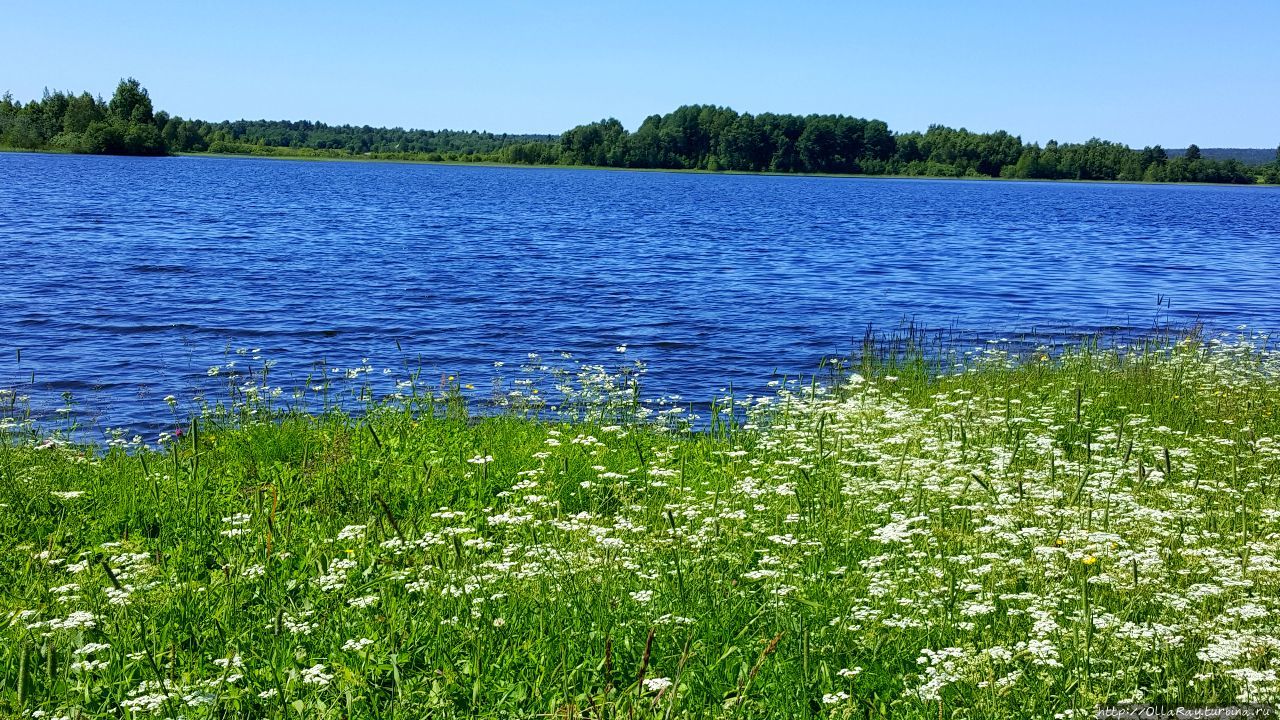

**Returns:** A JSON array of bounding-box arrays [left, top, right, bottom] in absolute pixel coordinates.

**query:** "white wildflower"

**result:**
[[342, 637, 374, 652], [643, 677, 672, 692], [301, 663, 334, 686]]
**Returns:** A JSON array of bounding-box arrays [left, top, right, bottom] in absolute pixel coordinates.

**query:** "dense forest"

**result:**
[[0, 79, 167, 155], [0, 80, 552, 161], [4, 79, 1279, 184], [1171, 147, 1278, 166], [528, 109, 1280, 184]]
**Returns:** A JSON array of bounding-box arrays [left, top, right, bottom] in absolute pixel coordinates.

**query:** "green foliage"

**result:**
[[482, 108, 1265, 184], [60, 92, 104, 134], [559, 117, 627, 166], [1169, 147, 1274, 165], [107, 78, 154, 126], [195, 119, 553, 157], [0, 80, 165, 156]]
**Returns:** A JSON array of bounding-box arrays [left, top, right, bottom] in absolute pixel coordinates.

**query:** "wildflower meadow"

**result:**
[[3, 331, 1280, 718]]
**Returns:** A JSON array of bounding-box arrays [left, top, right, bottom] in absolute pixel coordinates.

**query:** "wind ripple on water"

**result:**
[[2, 153, 1279, 436]]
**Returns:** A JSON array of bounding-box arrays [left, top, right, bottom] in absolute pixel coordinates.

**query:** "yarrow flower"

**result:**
[[280, 612, 317, 635], [75, 642, 111, 656], [336, 524, 366, 541], [342, 637, 374, 652], [643, 677, 672, 692], [301, 663, 334, 686]]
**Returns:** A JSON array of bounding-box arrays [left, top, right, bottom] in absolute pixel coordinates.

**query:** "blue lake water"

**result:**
[[2, 152, 1278, 438]]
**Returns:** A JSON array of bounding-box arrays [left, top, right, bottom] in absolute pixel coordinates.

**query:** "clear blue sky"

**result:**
[[4, 0, 1278, 148]]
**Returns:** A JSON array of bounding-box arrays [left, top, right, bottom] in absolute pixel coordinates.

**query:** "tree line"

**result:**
[[512, 106, 1277, 184], [4, 79, 1279, 185], [0, 79, 554, 161], [0, 79, 167, 155]]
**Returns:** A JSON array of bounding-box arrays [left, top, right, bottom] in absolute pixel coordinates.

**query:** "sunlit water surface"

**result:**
[[2, 153, 1278, 438]]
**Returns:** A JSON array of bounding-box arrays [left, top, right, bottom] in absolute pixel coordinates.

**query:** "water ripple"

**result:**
[[2, 153, 1279, 435]]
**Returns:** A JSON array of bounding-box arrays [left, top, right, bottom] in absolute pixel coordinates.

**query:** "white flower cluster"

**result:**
[[301, 663, 334, 686], [337, 524, 367, 541], [342, 637, 375, 652]]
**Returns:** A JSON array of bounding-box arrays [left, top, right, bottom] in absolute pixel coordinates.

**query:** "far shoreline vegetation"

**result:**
[[179, 151, 1280, 188], [4, 78, 1280, 185]]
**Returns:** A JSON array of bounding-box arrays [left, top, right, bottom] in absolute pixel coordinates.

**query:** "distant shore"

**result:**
[[4, 146, 1277, 187], [119, 149, 1280, 187]]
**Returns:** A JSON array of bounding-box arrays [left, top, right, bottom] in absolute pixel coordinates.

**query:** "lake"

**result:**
[[2, 152, 1278, 438]]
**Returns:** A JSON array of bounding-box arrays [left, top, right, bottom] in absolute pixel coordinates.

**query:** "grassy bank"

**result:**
[[3, 333, 1280, 718]]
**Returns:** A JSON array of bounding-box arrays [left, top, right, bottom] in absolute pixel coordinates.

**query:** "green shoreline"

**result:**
[[165, 150, 1280, 187], [2, 146, 1276, 187]]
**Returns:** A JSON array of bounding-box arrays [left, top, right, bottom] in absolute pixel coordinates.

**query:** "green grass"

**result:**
[[3, 332, 1280, 718]]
